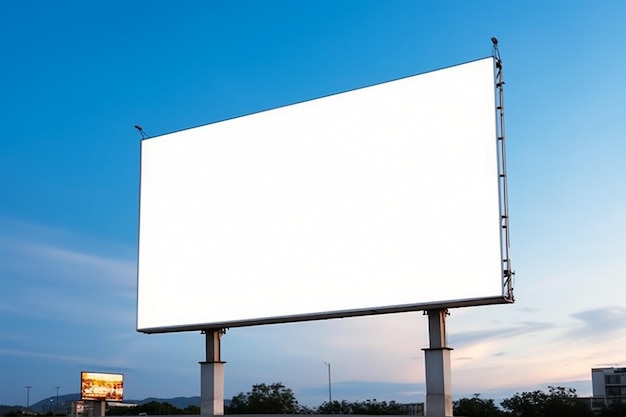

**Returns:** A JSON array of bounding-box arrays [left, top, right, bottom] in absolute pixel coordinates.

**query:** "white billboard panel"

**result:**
[[137, 57, 510, 333]]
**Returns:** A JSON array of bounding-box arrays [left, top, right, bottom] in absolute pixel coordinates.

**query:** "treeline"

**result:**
[[3, 383, 626, 417], [453, 386, 625, 417], [227, 382, 414, 415], [105, 383, 626, 416], [107, 382, 413, 415], [108, 402, 199, 416]]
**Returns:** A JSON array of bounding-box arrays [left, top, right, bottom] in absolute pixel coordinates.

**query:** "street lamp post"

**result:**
[[25, 386, 32, 410], [323, 362, 332, 403], [55, 386, 60, 415]]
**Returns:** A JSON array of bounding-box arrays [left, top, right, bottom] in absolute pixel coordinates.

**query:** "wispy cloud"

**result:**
[[14, 287, 136, 327], [566, 306, 626, 340], [0, 348, 133, 370], [0, 332, 29, 341], [449, 321, 555, 347], [1, 239, 135, 289], [0, 218, 137, 324], [26, 243, 134, 287]]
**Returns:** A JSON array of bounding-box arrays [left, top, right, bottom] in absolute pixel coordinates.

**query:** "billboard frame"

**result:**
[[136, 55, 514, 334]]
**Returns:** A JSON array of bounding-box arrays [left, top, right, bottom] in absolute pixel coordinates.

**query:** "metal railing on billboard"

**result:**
[[492, 37, 515, 301]]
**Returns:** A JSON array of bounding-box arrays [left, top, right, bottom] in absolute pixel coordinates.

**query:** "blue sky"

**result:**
[[1, 0, 625, 408]]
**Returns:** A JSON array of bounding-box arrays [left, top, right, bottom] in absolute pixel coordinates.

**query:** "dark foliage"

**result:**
[[598, 403, 626, 417], [317, 399, 408, 415], [226, 382, 300, 414], [108, 401, 199, 416], [453, 394, 505, 417], [500, 386, 593, 417]]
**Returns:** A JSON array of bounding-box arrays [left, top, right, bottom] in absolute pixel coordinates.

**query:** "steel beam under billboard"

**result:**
[[137, 57, 513, 333]]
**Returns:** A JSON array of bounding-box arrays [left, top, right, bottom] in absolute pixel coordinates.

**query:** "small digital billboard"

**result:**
[[80, 372, 123, 402]]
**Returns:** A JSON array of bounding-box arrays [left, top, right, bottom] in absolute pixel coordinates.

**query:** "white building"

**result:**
[[591, 367, 626, 410]]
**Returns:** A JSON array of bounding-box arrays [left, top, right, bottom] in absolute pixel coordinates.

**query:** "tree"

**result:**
[[317, 400, 353, 414], [598, 402, 626, 417], [501, 389, 548, 417], [180, 405, 201, 415], [350, 399, 407, 415], [501, 386, 592, 417], [316, 399, 411, 415], [227, 382, 300, 414], [453, 394, 504, 417]]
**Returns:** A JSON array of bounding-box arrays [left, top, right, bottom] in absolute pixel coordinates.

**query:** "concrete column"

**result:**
[[92, 401, 106, 417], [423, 309, 453, 417], [200, 329, 226, 416], [200, 361, 225, 415]]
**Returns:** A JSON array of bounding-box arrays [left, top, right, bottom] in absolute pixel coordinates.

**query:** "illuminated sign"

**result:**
[[80, 372, 123, 402]]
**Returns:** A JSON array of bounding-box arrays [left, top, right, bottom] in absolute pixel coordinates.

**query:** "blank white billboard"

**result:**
[[137, 57, 509, 333]]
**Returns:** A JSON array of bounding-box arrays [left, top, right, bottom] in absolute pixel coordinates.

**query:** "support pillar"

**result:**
[[200, 329, 226, 416], [93, 401, 106, 417], [423, 309, 453, 417]]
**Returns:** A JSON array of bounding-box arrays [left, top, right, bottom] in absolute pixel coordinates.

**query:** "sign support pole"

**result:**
[[93, 401, 106, 417], [423, 309, 453, 416], [200, 329, 226, 416]]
